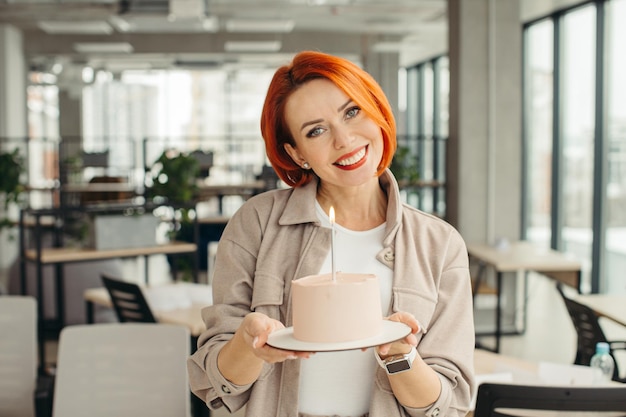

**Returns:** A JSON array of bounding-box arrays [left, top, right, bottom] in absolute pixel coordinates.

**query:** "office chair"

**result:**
[[556, 283, 626, 382], [52, 323, 190, 417], [474, 383, 626, 417], [100, 275, 209, 417], [101, 274, 157, 323], [0, 296, 54, 417]]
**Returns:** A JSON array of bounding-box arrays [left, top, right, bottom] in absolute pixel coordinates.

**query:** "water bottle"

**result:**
[[590, 342, 615, 384]]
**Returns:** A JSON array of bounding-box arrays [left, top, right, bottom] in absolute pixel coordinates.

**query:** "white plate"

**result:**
[[266, 321, 412, 352]]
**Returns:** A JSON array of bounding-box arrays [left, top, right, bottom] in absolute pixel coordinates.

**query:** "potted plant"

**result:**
[[0, 149, 26, 233], [146, 149, 200, 281], [390, 146, 420, 187]]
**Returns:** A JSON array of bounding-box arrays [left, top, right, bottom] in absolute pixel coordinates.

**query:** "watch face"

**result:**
[[385, 359, 411, 374]]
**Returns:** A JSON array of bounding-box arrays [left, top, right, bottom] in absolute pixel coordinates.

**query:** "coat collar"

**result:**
[[278, 169, 403, 242]]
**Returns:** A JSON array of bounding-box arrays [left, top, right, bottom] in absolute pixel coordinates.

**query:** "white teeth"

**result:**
[[336, 148, 366, 166]]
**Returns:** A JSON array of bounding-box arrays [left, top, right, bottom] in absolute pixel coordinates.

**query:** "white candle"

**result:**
[[329, 206, 336, 282]]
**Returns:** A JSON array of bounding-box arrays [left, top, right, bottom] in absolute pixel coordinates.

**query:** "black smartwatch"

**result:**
[[375, 346, 417, 375]]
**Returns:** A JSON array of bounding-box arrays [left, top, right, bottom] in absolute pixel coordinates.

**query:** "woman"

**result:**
[[188, 51, 475, 417]]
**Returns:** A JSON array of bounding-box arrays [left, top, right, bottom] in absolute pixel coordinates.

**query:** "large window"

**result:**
[[79, 67, 276, 189], [523, 0, 625, 294], [606, 0, 626, 293], [402, 56, 448, 217], [561, 4, 597, 290], [524, 20, 554, 249]]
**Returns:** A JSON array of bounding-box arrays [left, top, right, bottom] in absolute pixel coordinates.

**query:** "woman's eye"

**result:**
[[345, 106, 360, 119], [306, 126, 325, 138]]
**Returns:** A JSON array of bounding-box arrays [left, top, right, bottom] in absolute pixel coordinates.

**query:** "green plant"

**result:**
[[148, 150, 199, 222], [390, 146, 420, 185], [147, 150, 200, 281], [0, 149, 26, 231]]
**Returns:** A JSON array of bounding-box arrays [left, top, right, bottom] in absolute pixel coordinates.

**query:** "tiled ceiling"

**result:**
[[0, 0, 447, 35], [0, 0, 587, 73]]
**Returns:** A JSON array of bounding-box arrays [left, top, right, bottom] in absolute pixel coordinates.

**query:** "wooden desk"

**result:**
[[470, 349, 538, 417], [24, 241, 196, 264], [471, 349, 623, 416], [198, 215, 230, 225], [196, 181, 265, 197], [61, 183, 138, 193], [197, 181, 265, 213], [574, 294, 626, 327], [85, 283, 210, 337], [474, 348, 537, 375], [22, 241, 197, 370], [468, 241, 582, 353]]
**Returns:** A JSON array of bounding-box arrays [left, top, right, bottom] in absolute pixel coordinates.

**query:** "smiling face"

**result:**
[[283, 78, 384, 189]]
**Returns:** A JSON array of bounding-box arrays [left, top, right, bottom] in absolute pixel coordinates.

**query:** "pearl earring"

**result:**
[[303, 162, 310, 169]]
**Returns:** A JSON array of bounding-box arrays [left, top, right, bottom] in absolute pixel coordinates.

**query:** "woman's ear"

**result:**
[[284, 143, 305, 168]]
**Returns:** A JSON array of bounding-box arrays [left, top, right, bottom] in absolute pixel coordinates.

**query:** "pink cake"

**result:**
[[291, 272, 383, 343]]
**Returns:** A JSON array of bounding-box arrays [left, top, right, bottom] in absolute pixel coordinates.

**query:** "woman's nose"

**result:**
[[332, 126, 353, 149]]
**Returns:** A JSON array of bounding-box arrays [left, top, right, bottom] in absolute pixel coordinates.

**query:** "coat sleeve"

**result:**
[[386, 224, 475, 417], [187, 203, 271, 413], [411, 228, 475, 417]]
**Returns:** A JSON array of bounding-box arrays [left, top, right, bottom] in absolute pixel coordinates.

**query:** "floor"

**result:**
[[42, 258, 626, 417]]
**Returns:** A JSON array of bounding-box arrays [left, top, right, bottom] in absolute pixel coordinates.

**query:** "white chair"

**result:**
[[52, 323, 190, 417], [0, 295, 38, 417]]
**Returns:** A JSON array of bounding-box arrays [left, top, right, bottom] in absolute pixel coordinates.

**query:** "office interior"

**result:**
[[0, 0, 625, 414]]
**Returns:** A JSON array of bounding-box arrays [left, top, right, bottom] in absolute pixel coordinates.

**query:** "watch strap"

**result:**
[[374, 346, 417, 374]]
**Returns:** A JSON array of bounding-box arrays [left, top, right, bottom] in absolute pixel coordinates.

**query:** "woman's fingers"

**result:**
[[386, 311, 421, 334], [376, 311, 421, 356], [241, 312, 313, 362]]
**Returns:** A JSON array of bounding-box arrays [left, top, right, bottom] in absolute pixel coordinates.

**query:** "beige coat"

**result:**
[[188, 170, 475, 417]]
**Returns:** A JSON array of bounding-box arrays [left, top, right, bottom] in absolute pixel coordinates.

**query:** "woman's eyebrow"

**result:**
[[300, 118, 323, 131], [337, 99, 352, 112], [299, 99, 353, 131]]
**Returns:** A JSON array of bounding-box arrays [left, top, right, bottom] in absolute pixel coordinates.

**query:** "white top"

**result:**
[[296, 203, 393, 416]]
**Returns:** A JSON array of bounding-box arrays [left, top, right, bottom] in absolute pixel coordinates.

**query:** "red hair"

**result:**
[[260, 51, 397, 187]]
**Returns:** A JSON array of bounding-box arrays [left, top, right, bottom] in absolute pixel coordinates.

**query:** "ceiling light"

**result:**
[[105, 61, 153, 72], [38, 21, 113, 35], [371, 42, 405, 53], [108, 16, 131, 32], [169, 0, 205, 18], [224, 41, 282, 52], [73, 42, 134, 54], [108, 15, 218, 33], [226, 19, 294, 33], [201, 17, 219, 31]]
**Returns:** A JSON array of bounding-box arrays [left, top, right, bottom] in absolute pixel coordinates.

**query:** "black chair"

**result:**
[[474, 383, 626, 417], [101, 274, 157, 323], [556, 283, 626, 382]]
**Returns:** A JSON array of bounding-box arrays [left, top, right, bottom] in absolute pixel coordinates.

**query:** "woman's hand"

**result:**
[[237, 312, 313, 363], [218, 312, 312, 385], [375, 311, 420, 357], [373, 312, 441, 408]]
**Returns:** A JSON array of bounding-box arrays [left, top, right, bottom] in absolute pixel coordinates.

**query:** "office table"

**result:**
[[574, 294, 626, 327], [470, 349, 624, 417], [22, 241, 197, 370], [197, 181, 266, 213], [468, 241, 582, 353]]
